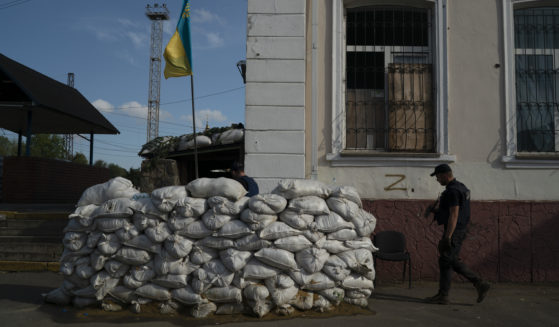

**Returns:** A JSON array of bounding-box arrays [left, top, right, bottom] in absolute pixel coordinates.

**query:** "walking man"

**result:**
[[425, 164, 490, 304]]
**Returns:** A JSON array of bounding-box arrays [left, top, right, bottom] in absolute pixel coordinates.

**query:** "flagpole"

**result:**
[[190, 74, 199, 179]]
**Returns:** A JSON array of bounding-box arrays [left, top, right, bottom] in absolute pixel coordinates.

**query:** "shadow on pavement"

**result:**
[[371, 292, 473, 307]]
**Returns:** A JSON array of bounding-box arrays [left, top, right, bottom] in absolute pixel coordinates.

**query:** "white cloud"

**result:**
[[205, 32, 225, 48], [181, 109, 227, 126], [164, 18, 177, 36], [192, 8, 224, 25], [126, 31, 146, 48], [92, 99, 114, 113], [79, 17, 148, 50]]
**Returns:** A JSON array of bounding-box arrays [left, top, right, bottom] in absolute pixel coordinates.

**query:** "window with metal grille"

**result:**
[[514, 7, 559, 153], [345, 6, 435, 152]]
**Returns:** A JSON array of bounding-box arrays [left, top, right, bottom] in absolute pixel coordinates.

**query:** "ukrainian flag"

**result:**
[[164, 0, 193, 78]]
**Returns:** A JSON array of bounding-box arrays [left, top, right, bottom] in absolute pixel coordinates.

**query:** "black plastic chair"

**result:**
[[373, 230, 412, 288]]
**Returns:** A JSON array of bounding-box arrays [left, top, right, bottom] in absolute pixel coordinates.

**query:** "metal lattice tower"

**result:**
[[146, 3, 169, 142], [64, 73, 74, 159]]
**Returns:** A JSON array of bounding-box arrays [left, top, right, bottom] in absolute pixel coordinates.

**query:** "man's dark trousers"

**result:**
[[439, 228, 481, 295]]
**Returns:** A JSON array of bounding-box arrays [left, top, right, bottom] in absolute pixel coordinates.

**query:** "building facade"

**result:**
[[244, 0, 559, 281]]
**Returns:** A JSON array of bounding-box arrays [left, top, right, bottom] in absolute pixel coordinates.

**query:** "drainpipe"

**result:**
[[311, 0, 319, 180]]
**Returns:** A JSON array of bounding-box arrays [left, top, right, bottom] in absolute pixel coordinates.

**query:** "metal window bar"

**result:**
[[514, 7, 559, 153], [345, 6, 435, 152]]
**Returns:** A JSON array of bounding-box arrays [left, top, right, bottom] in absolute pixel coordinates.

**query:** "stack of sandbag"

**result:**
[[44, 177, 377, 318]]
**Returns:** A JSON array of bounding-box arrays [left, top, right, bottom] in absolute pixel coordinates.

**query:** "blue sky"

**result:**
[[0, 0, 247, 169]]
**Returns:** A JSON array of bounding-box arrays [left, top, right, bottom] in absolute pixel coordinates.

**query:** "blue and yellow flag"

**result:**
[[164, 0, 193, 78]]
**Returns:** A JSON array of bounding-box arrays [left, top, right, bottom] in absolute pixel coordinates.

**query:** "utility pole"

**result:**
[[64, 72, 74, 159], [146, 3, 169, 142]]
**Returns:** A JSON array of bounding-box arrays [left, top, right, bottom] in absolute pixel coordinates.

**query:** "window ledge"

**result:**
[[326, 151, 456, 167], [502, 155, 559, 169]]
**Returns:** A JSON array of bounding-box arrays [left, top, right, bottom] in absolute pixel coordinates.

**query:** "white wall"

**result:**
[[245, 0, 307, 192]]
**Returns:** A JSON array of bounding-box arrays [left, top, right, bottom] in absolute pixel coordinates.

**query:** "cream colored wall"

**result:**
[[307, 0, 559, 201]]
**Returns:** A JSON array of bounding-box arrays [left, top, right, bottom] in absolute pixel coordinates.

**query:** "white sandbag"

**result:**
[[344, 297, 369, 307], [63, 232, 87, 251], [302, 230, 325, 243], [341, 273, 374, 290], [274, 235, 313, 252], [145, 222, 171, 243], [279, 210, 314, 230], [322, 263, 351, 282], [207, 196, 249, 215], [243, 259, 281, 280], [130, 263, 156, 283], [330, 185, 363, 208], [204, 286, 242, 303], [259, 222, 303, 240], [174, 197, 207, 217], [60, 246, 94, 264], [275, 304, 295, 316], [345, 237, 379, 253], [90, 271, 119, 299], [313, 294, 333, 312], [202, 211, 233, 231], [215, 220, 253, 239], [69, 204, 98, 224], [135, 283, 171, 301], [295, 247, 330, 273], [108, 285, 137, 304], [316, 238, 351, 254], [287, 196, 330, 215], [75, 261, 95, 279], [311, 212, 354, 233], [248, 215, 277, 231], [234, 234, 272, 251], [91, 198, 134, 219], [87, 231, 103, 248], [190, 245, 218, 265], [167, 216, 196, 232], [327, 229, 358, 241], [351, 209, 377, 237], [77, 177, 139, 206], [248, 194, 287, 214], [254, 248, 298, 271], [218, 128, 243, 145], [164, 234, 193, 258], [266, 274, 296, 289], [179, 220, 213, 239], [191, 277, 212, 295], [114, 247, 152, 265], [202, 259, 234, 287], [240, 208, 275, 224], [215, 303, 245, 315], [132, 213, 159, 232], [151, 186, 187, 212], [190, 301, 217, 318], [104, 259, 129, 278], [96, 218, 131, 233], [243, 284, 269, 302], [337, 249, 374, 277], [90, 250, 109, 271], [289, 290, 314, 310], [272, 179, 331, 199], [178, 135, 212, 150], [101, 301, 124, 312], [43, 287, 73, 305], [97, 233, 121, 255], [219, 248, 252, 272], [196, 236, 235, 250], [346, 288, 372, 299], [60, 261, 74, 276], [152, 274, 188, 289], [130, 197, 168, 220], [171, 286, 203, 305], [72, 285, 97, 298], [290, 271, 335, 291], [115, 224, 139, 242], [63, 218, 95, 233], [326, 197, 361, 221], [64, 273, 90, 289], [186, 177, 247, 201], [319, 288, 345, 306], [249, 300, 274, 318], [123, 234, 161, 254], [269, 285, 298, 306]]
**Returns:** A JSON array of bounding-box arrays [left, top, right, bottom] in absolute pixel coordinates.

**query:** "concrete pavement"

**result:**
[[1, 271, 558, 326]]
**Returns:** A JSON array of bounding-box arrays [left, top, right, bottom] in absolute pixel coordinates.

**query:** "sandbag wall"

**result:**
[[44, 177, 378, 317]]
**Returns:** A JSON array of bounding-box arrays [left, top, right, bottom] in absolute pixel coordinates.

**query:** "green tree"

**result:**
[[108, 163, 128, 178], [72, 152, 88, 165], [0, 136, 18, 156], [29, 134, 66, 159], [126, 167, 142, 187], [93, 160, 108, 168]]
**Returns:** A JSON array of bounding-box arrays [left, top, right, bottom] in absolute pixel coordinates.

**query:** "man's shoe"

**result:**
[[475, 281, 490, 303], [424, 293, 449, 305]]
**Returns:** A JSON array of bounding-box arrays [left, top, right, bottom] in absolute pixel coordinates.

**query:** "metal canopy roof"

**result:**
[[0, 53, 119, 135]]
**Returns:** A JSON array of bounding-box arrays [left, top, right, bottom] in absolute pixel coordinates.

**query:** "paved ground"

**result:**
[[0, 271, 558, 327]]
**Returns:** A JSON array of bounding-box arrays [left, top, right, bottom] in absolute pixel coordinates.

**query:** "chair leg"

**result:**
[[402, 260, 407, 284], [408, 257, 412, 289]]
